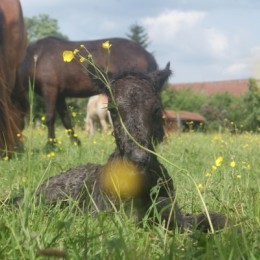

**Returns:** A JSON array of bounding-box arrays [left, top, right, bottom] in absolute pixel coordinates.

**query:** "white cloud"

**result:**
[[142, 9, 206, 42], [205, 28, 229, 58], [250, 46, 260, 78], [100, 20, 118, 31], [226, 63, 248, 74]]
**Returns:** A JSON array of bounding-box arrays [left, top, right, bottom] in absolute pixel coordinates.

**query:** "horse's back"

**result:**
[[24, 36, 157, 74]]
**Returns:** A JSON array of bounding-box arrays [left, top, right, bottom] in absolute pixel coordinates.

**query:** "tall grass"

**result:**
[[1, 127, 260, 259]]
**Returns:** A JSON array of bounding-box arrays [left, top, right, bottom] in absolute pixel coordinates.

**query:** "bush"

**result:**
[[242, 78, 260, 132], [162, 86, 245, 132], [161, 87, 206, 112]]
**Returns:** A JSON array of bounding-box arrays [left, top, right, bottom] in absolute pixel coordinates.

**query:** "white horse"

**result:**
[[85, 94, 113, 135]]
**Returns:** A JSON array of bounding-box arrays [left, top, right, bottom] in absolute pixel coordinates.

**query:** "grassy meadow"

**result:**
[[1, 125, 260, 259]]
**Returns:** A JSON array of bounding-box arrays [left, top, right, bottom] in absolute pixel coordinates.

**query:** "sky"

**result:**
[[20, 0, 260, 83]]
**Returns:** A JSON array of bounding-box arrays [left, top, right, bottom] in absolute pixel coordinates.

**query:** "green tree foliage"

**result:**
[[162, 87, 206, 112], [243, 78, 260, 131], [25, 14, 68, 43], [126, 23, 150, 49]]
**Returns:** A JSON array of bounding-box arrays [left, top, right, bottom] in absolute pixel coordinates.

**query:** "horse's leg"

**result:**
[[100, 117, 108, 133], [85, 116, 94, 136], [56, 96, 81, 145], [42, 89, 58, 149]]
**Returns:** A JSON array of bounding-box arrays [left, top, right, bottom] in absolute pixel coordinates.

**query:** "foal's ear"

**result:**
[[149, 62, 172, 92]]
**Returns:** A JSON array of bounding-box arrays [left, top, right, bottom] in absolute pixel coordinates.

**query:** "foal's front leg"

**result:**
[[56, 96, 81, 145]]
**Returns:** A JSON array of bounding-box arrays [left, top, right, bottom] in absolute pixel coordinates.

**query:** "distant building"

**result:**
[[163, 110, 206, 132], [169, 79, 249, 97]]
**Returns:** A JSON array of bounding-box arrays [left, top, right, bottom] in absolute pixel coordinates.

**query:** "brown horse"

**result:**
[[0, 0, 27, 157], [17, 36, 157, 147]]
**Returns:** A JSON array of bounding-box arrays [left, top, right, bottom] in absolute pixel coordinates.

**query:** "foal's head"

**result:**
[[106, 63, 171, 166]]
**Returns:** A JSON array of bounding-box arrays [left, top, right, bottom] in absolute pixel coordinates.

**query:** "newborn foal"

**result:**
[[27, 63, 227, 232]]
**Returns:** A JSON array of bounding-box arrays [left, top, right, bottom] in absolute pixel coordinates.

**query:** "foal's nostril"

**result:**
[[128, 149, 150, 165]]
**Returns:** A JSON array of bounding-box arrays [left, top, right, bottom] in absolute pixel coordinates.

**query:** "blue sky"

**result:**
[[20, 0, 260, 83]]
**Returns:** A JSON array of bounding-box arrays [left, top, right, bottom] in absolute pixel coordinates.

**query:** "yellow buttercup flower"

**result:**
[[101, 158, 143, 198], [80, 57, 86, 63], [41, 116, 46, 121], [197, 183, 204, 192], [215, 156, 223, 167], [212, 165, 217, 171], [63, 51, 74, 62], [22, 177, 27, 184], [102, 41, 112, 50], [230, 161, 236, 168], [205, 172, 212, 177]]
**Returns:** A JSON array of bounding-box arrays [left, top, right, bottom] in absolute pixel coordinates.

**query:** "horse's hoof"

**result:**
[[70, 137, 81, 146], [44, 139, 58, 152]]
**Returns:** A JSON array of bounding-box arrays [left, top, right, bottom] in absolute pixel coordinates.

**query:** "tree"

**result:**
[[25, 14, 68, 42], [243, 78, 260, 131], [126, 23, 150, 49]]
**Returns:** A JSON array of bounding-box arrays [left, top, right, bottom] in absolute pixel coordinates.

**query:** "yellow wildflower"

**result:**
[[3, 156, 9, 161], [215, 156, 223, 167], [63, 51, 74, 62], [79, 57, 86, 63], [71, 112, 77, 117], [205, 172, 212, 177], [73, 49, 79, 54], [41, 116, 46, 121], [197, 183, 204, 192], [102, 40, 112, 50], [230, 161, 236, 168], [93, 140, 97, 145], [22, 177, 27, 184], [101, 158, 143, 198], [212, 165, 217, 171], [236, 174, 241, 179]]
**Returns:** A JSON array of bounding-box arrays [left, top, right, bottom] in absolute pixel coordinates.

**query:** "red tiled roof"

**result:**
[[163, 110, 206, 122], [168, 79, 249, 97]]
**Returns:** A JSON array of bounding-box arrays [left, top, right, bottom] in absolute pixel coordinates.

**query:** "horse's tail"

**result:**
[[0, 71, 20, 156]]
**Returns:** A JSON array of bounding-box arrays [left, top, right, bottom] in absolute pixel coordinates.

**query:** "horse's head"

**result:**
[[105, 63, 171, 166]]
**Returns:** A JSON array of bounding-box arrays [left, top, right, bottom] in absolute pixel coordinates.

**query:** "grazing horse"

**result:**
[[85, 94, 112, 136], [15, 63, 227, 232], [17, 36, 158, 146], [0, 0, 27, 156]]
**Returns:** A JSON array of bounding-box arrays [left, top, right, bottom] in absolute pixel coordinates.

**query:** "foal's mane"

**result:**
[[111, 70, 152, 85]]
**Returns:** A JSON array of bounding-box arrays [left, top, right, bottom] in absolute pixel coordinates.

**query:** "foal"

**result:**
[[84, 94, 112, 136], [28, 64, 227, 232]]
